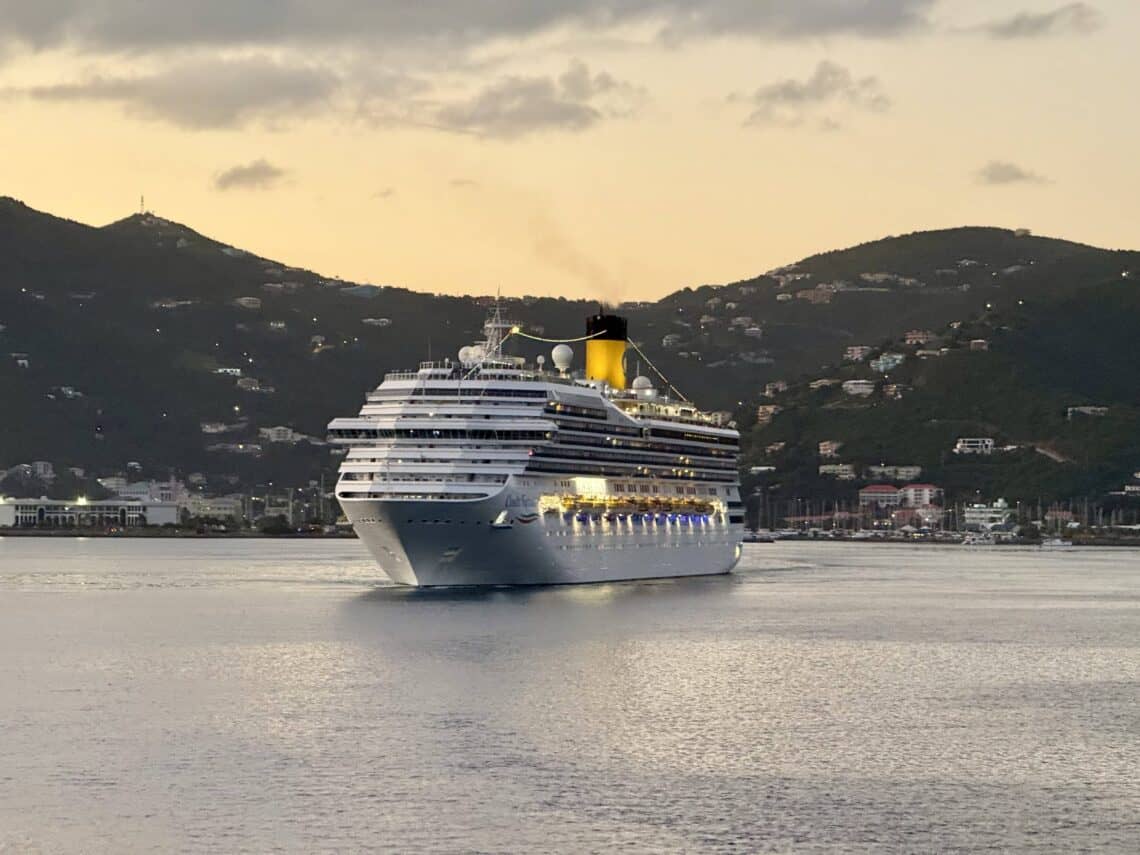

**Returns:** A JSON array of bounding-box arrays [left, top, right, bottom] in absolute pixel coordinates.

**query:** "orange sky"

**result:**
[[1, 1, 1136, 300]]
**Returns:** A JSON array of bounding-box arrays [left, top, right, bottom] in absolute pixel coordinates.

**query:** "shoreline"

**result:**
[[0, 528, 357, 539]]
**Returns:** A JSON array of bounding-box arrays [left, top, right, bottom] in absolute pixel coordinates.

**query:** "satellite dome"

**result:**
[[631, 375, 657, 400], [551, 344, 573, 372], [458, 346, 472, 363]]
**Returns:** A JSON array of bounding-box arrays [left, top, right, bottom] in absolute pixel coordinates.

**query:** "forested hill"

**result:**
[[1, 195, 1134, 494]]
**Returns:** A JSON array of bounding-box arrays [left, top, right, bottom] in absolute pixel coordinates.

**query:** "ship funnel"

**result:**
[[585, 312, 628, 390]]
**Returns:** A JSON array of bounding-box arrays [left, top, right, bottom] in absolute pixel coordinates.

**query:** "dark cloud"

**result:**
[[0, 1, 937, 54], [429, 60, 642, 138], [978, 3, 1102, 39], [976, 160, 1050, 185], [734, 61, 890, 128], [21, 57, 338, 129], [215, 159, 287, 191]]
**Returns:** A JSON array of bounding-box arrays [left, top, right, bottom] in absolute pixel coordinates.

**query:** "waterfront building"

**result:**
[[900, 484, 942, 508], [859, 485, 903, 508], [0, 497, 180, 528], [963, 498, 1014, 530]]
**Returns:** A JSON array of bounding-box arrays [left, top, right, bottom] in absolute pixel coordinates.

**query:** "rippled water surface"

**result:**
[[1, 538, 1138, 853]]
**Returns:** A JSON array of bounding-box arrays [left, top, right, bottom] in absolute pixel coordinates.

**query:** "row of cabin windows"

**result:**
[[526, 460, 736, 481], [647, 428, 739, 447], [341, 473, 509, 484], [372, 387, 549, 398], [531, 446, 734, 474], [331, 428, 551, 441], [551, 436, 737, 466]]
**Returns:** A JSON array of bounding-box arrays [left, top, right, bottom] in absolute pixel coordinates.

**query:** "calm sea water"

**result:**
[[1, 538, 1137, 854]]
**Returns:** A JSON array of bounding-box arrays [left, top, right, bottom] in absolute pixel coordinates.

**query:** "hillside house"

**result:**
[[865, 465, 923, 482], [844, 345, 873, 361], [904, 329, 935, 346], [763, 381, 788, 398], [233, 297, 262, 310], [841, 380, 876, 397], [1067, 406, 1108, 419], [818, 440, 843, 458], [755, 405, 782, 426], [871, 352, 905, 373], [819, 464, 857, 480], [954, 437, 995, 455], [969, 339, 990, 351]]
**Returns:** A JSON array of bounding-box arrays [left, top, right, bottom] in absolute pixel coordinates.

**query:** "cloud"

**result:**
[[428, 60, 643, 138], [214, 159, 287, 191], [734, 61, 890, 128], [975, 160, 1050, 185], [449, 178, 480, 188], [372, 187, 396, 199], [0, 1, 937, 55], [978, 3, 1102, 39], [21, 56, 339, 129]]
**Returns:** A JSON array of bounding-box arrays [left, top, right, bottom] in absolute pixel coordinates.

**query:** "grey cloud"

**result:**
[[215, 159, 287, 191], [22, 57, 338, 129], [736, 61, 890, 128], [976, 160, 1049, 185], [372, 187, 396, 199], [979, 3, 1102, 39], [429, 60, 642, 139], [450, 178, 480, 188], [0, 1, 937, 54]]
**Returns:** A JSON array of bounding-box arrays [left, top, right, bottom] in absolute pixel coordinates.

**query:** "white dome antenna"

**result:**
[[551, 344, 573, 374]]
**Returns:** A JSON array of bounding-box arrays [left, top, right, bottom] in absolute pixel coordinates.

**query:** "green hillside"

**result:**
[[740, 273, 1140, 515], [1, 196, 1135, 498]]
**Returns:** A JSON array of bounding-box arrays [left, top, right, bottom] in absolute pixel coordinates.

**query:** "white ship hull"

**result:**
[[343, 482, 743, 587]]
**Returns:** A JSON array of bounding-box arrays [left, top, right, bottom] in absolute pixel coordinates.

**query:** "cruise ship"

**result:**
[[327, 309, 744, 586]]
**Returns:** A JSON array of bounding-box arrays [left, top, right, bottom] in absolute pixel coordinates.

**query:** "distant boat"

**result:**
[[962, 532, 996, 546], [1040, 538, 1074, 549], [743, 531, 774, 543]]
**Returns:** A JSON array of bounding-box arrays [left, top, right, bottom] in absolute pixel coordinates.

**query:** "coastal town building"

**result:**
[[844, 345, 873, 361], [904, 329, 935, 346], [865, 465, 923, 482], [963, 499, 1014, 530], [969, 339, 990, 351], [0, 497, 180, 528], [900, 484, 942, 507], [859, 485, 903, 508]]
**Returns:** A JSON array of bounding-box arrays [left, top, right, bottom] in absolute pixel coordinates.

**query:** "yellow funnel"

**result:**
[[585, 313, 628, 390]]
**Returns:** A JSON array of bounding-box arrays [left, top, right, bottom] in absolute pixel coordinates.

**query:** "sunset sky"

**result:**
[[1, 1, 1136, 301]]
